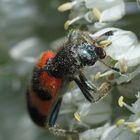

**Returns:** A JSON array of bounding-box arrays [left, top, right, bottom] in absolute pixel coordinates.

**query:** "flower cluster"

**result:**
[[115, 93, 140, 135], [89, 28, 140, 85], [56, 1, 140, 140], [60, 89, 140, 140], [58, 0, 125, 30]]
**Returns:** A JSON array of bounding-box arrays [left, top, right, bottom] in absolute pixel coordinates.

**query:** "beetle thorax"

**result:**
[[45, 42, 99, 78], [45, 44, 81, 78]]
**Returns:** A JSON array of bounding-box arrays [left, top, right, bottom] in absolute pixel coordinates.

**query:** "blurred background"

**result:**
[[0, 0, 66, 140], [0, 0, 139, 140]]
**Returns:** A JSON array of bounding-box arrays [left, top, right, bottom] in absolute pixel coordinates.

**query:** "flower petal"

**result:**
[[105, 29, 138, 60], [101, 127, 137, 140], [124, 45, 140, 67], [100, 1, 125, 22], [78, 101, 112, 125]]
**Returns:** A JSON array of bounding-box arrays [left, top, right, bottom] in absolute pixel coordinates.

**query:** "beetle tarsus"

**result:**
[[48, 125, 79, 140], [96, 82, 112, 102], [74, 72, 112, 103]]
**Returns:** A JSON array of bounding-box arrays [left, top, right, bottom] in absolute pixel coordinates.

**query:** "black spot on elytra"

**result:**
[[26, 90, 47, 127], [32, 67, 52, 101]]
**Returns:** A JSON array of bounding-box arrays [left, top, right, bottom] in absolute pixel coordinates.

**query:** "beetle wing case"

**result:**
[[27, 51, 62, 127]]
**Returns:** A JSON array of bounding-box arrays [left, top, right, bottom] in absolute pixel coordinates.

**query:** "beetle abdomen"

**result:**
[[27, 51, 62, 127], [26, 90, 48, 127]]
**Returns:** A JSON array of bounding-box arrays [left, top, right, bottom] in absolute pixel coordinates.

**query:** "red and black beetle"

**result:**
[[26, 29, 119, 136]]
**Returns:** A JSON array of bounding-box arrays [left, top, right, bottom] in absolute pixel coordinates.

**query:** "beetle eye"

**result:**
[[95, 47, 106, 59]]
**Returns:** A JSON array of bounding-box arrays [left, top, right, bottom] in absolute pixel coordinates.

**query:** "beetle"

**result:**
[[26, 29, 119, 137]]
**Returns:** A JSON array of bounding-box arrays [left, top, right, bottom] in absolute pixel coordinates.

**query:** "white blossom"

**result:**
[[61, 87, 112, 130], [9, 38, 42, 63], [115, 93, 140, 136], [85, 0, 125, 22], [58, 0, 125, 29], [105, 28, 140, 67], [90, 27, 140, 75]]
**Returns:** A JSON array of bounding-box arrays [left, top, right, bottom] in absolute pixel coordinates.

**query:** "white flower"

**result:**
[[90, 28, 140, 74], [58, 27, 140, 139], [80, 121, 138, 140], [80, 123, 110, 140], [117, 93, 140, 134], [61, 87, 112, 132], [104, 28, 140, 70], [137, 0, 140, 10], [58, 0, 125, 29], [105, 28, 137, 60], [85, 0, 125, 22], [9, 38, 42, 63], [88, 28, 140, 91], [101, 125, 138, 140], [77, 100, 112, 125]]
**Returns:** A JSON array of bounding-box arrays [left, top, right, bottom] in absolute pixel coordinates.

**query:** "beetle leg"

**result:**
[[78, 71, 111, 101], [48, 97, 62, 127], [79, 71, 97, 91], [73, 76, 96, 102], [73, 72, 112, 102], [48, 125, 79, 139], [47, 97, 79, 138]]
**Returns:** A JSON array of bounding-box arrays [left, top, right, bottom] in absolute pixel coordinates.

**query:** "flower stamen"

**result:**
[[94, 71, 114, 80], [118, 96, 124, 107], [116, 119, 140, 134], [64, 16, 84, 30], [58, 1, 77, 12], [116, 119, 125, 127], [74, 112, 81, 122], [127, 122, 137, 129], [118, 96, 135, 113], [99, 40, 112, 48], [92, 8, 101, 21], [94, 72, 101, 80]]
